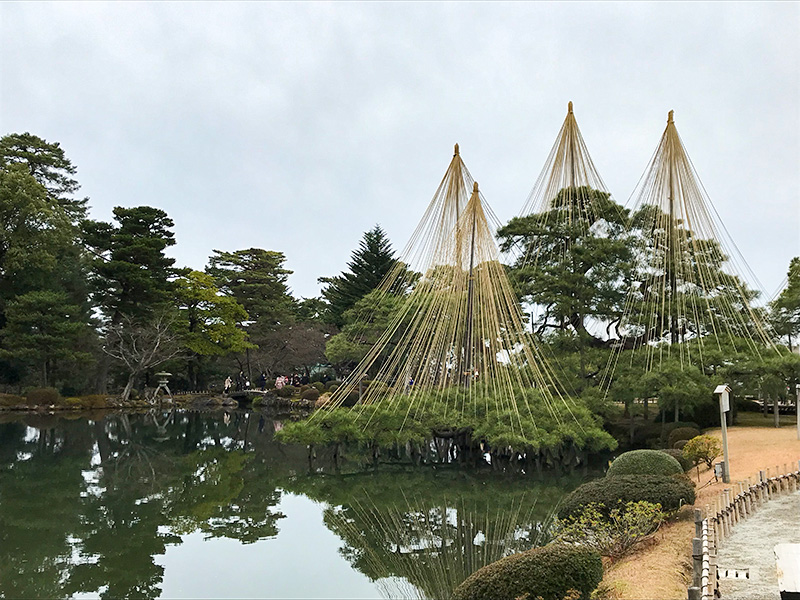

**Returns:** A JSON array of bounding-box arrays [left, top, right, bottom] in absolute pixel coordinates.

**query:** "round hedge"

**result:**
[[451, 544, 602, 600], [275, 385, 297, 398], [26, 387, 61, 406], [606, 449, 683, 478], [558, 474, 695, 519], [668, 427, 701, 449], [660, 448, 692, 472], [300, 388, 320, 401]]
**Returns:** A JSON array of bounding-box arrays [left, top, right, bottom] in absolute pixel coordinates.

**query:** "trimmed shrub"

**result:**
[[300, 388, 320, 401], [451, 544, 602, 600], [326, 380, 342, 391], [25, 387, 61, 406], [660, 448, 692, 472], [668, 427, 701, 449], [341, 390, 360, 407], [659, 421, 700, 446], [558, 474, 695, 519], [673, 439, 689, 451], [327, 383, 340, 393], [312, 382, 325, 392], [276, 385, 297, 398], [299, 384, 311, 393], [606, 449, 684, 478]]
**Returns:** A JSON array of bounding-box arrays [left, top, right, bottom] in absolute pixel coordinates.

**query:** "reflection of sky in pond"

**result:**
[[154, 494, 393, 599]]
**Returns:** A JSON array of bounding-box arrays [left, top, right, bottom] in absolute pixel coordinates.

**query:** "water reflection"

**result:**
[[0, 411, 591, 599]]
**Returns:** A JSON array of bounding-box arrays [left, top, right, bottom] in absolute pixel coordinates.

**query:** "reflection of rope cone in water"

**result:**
[[326, 491, 555, 600], [323, 145, 570, 431], [604, 110, 776, 381]]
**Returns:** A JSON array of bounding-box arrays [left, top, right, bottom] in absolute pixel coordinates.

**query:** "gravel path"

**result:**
[[717, 489, 800, 599]]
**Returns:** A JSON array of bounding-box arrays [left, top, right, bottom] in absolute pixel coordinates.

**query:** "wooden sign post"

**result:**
[[715, 384, 732, 483]]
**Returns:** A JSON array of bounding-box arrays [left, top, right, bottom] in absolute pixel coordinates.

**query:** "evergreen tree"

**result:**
[[498, 187, 632, 347], [0, 290, 94, 387], [319, 225, 398, 327], [0, 135, 95, 389], [0, 132, 88, 221], [207, 248, 294, 329], [84, 207, 179, 323], [771, 257, 800, 351]]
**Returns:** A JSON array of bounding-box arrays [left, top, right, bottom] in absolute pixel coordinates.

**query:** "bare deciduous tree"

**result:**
[[103, 312, 182, 400]]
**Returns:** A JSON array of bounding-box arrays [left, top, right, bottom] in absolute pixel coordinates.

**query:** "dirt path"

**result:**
[[601, 424, 800, 599]]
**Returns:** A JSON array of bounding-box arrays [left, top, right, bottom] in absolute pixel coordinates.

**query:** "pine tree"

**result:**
[[319, 225, 398, 327]]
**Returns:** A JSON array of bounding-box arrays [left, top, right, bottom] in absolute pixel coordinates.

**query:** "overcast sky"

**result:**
[[2, 2, 798, 302]]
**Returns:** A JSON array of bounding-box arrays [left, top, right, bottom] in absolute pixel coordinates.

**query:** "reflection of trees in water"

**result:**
[[287, 469, 575, 600], [0, 411, 290, 599], [0, 412, 584, 600]]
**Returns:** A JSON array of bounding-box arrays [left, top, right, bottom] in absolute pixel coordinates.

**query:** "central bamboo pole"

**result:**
[[464, 182, 479, 388]]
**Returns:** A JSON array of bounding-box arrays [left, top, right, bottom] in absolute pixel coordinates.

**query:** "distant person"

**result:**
[[275, 375, 285, 389], [224, 376, 232, 395], [236, 371, 245, 392], [259, 372, 267, 391]]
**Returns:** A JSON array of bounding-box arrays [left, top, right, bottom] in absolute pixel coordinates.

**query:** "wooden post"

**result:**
[[692, 537, 703, 588]]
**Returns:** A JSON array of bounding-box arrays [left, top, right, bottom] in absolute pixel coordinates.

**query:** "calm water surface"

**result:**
[[0, 410, 593, 599]]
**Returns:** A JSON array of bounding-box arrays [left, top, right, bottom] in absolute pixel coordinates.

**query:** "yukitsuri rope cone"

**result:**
[[322, 145, 572, 432], [606, 110, 776, 378], [518, 101, 620, 227]]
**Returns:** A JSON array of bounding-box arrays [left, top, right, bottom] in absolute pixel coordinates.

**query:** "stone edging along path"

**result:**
[[688, 461, 800, 600]]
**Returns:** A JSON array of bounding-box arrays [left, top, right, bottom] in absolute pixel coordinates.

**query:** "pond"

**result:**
[[0, 410, 596, 599]]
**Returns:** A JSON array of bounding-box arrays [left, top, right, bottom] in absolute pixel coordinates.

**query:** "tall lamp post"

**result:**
[[714, 384, 732, 483], [795, 383, 800, 441]]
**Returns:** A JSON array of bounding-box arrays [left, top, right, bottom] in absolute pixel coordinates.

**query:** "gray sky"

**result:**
[[2, 2, 798, 301]]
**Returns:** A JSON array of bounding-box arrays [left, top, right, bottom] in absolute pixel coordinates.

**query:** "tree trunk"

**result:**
[[774, 394, 780, 428], [122, 372, 137, 401]]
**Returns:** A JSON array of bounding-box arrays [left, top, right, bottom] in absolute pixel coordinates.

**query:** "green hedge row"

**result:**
[[558, 474, 695, 519]]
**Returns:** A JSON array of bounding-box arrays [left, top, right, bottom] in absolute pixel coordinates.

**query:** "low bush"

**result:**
[[299, 384, 311, 393], [341, 390, 360, 407], [668, 427, 701, 449], [673, 439, 688, 451], [326, 380, 342, 391], [0, 393, 25, 407], [558, 474, 695, 519], [659, 421, 700, 446], [25, 387, 61, 406], [737, 398, 761, 412], [660, 448, 692, 472], [276, 385, 297, 398], [554, 501, 665, 560], [327, 383, 340, 393], [312, 382, 325, 392], [606, 449, 683, 478], [682, 435, 722, 469], [451, 544, 602, 600], [300, 388, 320, 401]]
